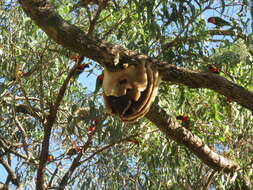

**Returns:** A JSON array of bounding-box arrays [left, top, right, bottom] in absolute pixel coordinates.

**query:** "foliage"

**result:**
[[0, 0, 252, 189]]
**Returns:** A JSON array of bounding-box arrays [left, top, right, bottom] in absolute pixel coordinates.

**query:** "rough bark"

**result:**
[[18, 0, 144, 69], [146, 104, 238, 173], [158, 64, 253, 112], [18, 0, 253, 113]]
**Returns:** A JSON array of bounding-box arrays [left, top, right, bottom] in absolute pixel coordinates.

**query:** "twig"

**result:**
[[48, 162, 61, 187], [87, 0, 107, 36], [13, 115, 30, 158], [57, 132, 94, 189], [203, 170, 217, 190], [0, 157, 20, 186], [80, 133, 139, 164], [0, 138, 28, 160]]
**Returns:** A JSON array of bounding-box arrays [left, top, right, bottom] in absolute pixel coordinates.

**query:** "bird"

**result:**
[[71, 63, 89, 81], [208, 17, 231, 27], [94, 73, 104, 95], [207, 64, 219, 74]]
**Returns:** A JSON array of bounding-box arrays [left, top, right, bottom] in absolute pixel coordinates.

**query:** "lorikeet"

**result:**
[[72, 63, 89, 80], [66, 146, 81, 156], [207, 64, 219, 74], [94, 73, 104, 95], [208, 17, 231, 27], [176, 115, 193, 129]]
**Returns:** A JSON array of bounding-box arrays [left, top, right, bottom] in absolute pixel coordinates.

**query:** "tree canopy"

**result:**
[[0, 0, 252, 189]]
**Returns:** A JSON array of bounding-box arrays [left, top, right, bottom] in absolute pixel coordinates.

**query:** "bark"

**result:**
[[18, 0, 253, 113], [146, 104, 238, 173], [18, 0, 143, 68], [158, 64, 253, 112]]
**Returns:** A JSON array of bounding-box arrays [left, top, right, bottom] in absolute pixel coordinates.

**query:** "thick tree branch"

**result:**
[[18, 0, 142, 68], [146, 104, 238, 173], [158, 64, 253, 112], [18, 0, 253, 113]]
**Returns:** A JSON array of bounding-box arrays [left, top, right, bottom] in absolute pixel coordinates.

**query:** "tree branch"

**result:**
[[158, 64, 253, 112], [18, 0, 253, 113], [87, 0, 107, 36], [165, 30, 246, 48], [57, 133, 94, 189], [146, 103, 238, 173], [0, 157, 20, 186], [36, 63, 79, 190], [18, 0, 147, 68]]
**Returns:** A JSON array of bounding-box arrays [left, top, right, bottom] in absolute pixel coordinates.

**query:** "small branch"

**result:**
[[15, 104, 43, 119], [146, 103, 238, 173], [166, 30, 246, 48], [203, 170, 217, 190], [207, 29, 246, 40], [17, 80, 41, 119], [0, 157, 20, 186], [0, 138, 28, 160], [0, 183, 11, 190], [52, 63, 80, 117], [57, 133, 94, 189], [102, 14, 131, 40], [36, 63, 79, 190], [13, 116, 30, 158], [87, 0, 107, 36], [80, 134, 139, 164], [48, 162, 61, 187]]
